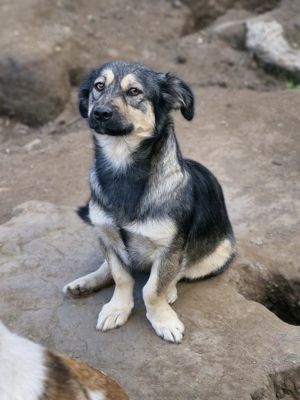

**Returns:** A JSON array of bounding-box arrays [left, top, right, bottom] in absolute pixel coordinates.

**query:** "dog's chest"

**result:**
[[122, 218, 177, 268], [91, 163, 150, 222], [124, 218, 177, 247]]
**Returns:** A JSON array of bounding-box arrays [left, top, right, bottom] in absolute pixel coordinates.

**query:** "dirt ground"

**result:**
[[0, 0, 296, 223], [0, 0, 300, 399]]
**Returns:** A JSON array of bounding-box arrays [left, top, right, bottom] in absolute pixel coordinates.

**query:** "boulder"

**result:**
[[246, 19, 300, 82], [1, 201, 299, 399], [207, 9, 253, 49], [0, 25, 73, 126], [182, 0, 280, 32]]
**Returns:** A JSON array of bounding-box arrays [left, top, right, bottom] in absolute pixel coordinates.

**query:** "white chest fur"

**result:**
[[95, 134, 142, 170], [124, 218, 177, 247], [89, 202, 177, 249]]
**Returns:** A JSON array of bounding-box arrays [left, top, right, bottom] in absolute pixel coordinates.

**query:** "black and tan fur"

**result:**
[[63, 61, 235, 343]]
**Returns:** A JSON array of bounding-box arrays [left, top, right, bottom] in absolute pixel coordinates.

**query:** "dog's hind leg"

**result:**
[[183, 238, 235, 280], [63, 260, 113, 298], [143, 247, 184, 343]]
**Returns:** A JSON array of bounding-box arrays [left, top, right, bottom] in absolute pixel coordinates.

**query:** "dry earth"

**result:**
[[0, 0, 299, 399]]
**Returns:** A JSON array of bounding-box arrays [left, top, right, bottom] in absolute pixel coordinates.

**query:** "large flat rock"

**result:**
[[0, 201, 299, 399]]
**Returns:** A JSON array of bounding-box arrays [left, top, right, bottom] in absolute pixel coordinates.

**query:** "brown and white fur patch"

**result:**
[[0, 322, 128, 400]]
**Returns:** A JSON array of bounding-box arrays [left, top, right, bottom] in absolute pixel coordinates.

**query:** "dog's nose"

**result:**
[[93, 106, 113, 121]]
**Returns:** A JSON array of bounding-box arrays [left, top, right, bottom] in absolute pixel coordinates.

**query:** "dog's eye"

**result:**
[[127, 87, 142, 96], [94, 81, 105, 92]]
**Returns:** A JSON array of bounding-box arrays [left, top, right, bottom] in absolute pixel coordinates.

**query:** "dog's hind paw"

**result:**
[[146, 305, 184, 343], [96, 303, 132, 331]]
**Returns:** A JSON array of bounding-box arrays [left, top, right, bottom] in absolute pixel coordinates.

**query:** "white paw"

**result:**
[[63, 277, 94, 298], [146, 305, 184, 343], [166, 286, 178, 305], [96, 303, 132, 331]]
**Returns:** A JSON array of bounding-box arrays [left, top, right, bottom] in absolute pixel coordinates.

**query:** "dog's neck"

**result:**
[[91, 118, 184, 219], [93, 117, 182, 174], [93, 133, 145, 171]]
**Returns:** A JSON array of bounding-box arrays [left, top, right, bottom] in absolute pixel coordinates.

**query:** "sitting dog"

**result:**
[[63, 61, 235, 343], [0, 321, 128, 400]]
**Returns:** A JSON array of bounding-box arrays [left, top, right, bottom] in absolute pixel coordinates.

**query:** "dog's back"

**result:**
[[0, 322, 128, 400]]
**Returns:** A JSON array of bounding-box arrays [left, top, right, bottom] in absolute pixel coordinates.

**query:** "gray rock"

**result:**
[[208, 9, 252, 49], [0, 25, 73, 126], [246, 19, 300, 81], [23, 138, 42, 152], [182, 0, 279, 33], [0, 201, 299, 399]]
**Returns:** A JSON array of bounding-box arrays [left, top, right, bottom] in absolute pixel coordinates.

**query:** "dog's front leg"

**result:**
[[143, 247, 184, 343], [94, 223, 134, 332]]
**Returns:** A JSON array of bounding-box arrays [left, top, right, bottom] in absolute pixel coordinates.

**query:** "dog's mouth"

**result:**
[[90, 120, 134, 136], [96, 126, 133, 136]]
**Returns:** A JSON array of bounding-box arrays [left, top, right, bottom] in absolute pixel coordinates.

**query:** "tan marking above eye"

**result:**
[[120, 74, 143, 92], [95, 69, 115, 87]]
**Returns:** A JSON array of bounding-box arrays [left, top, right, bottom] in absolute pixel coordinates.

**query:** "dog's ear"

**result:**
[[78, 69, 98, 118], [159, 73, 194, 121]]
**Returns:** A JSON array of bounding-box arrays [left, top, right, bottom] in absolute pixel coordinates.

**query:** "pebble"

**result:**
[[251, 238, 264, 246], [24, 138, 42, 152]]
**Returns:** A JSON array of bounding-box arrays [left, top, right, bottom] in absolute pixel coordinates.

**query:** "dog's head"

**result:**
[[79, 61, 194, 137]]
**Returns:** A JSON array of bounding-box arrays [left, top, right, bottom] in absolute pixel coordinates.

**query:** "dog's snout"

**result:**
[[93, 106, 113, 121]]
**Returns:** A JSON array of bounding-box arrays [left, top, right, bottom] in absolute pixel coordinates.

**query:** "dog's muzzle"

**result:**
[[89, 105, 133, 136], [93, 106, 113, 122]]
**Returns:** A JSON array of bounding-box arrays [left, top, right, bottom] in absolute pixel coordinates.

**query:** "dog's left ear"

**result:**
[[78, 69, 98, 118], [159, 73, 194, 121]]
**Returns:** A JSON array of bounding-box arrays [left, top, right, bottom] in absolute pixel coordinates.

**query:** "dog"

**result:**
[[63, 61, 235, 343], [0, 321, 128, 400]]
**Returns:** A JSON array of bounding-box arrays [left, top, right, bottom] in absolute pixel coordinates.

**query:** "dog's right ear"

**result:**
[[78, 69, 98, 118], [158, 72, 194, 121]]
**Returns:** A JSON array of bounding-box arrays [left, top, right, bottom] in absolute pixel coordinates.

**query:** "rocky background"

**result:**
[[0, 1, 299, 399]]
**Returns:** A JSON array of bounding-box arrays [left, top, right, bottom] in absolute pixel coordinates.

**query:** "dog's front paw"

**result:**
[[166, 285, 178, 305], [96, 303, 132, 331], [146, 304, 184, 344], [63, 278, 94, 298]]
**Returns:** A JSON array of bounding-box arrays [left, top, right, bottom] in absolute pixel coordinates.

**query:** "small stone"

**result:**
[[87, 14, 97, 23], [172, 0, 182, 8], [251, 238, 264, 246], [175, 55, 187, 64], [197, 36, 204, 45], [14, 123, 29, 135], [24, 138, 42, 152]]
